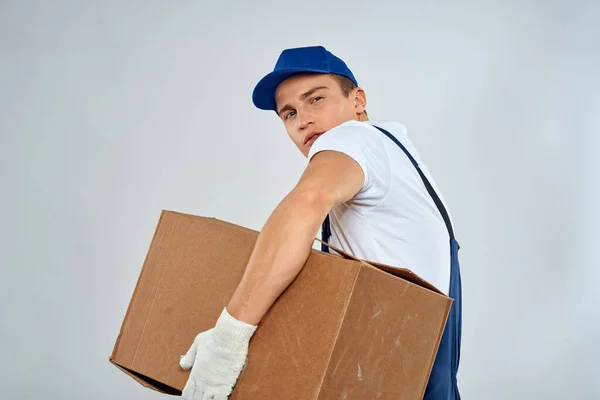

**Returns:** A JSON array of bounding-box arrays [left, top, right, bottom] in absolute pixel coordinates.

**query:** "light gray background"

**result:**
[[1, 1, 599, 399]]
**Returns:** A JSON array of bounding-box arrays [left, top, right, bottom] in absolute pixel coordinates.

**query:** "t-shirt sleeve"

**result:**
[[307, 122, 391, 209]]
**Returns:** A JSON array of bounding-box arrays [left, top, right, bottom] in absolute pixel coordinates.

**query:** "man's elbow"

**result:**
[[287, 187, 333, 217]]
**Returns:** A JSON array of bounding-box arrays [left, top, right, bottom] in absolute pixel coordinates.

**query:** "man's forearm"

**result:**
[[226, 189, 330, 325]]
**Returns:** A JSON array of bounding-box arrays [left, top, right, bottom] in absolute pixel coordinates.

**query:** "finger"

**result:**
[[206, 386, 230, 400], [202, 386, 216, 400], [179, 342, 198, 370], [181, 378, 196, 400], [194, 381, 208, 400]]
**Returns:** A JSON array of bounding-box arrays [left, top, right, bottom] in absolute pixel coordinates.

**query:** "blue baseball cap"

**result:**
[[252, 45, 358, 112]]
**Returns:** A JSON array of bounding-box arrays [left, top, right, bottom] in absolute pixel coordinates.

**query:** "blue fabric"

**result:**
[[320, 125, 462, 399], [321, 214, 331, 253], [252, 46, 358, 111], [423, 237, 462, 399]]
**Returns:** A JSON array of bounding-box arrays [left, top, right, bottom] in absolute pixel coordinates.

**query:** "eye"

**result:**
[[312, 96, 323, 102], [284, 110, 296, 120]]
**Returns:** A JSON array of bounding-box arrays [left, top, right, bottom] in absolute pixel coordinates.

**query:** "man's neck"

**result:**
[[356, 113, 369, 122]]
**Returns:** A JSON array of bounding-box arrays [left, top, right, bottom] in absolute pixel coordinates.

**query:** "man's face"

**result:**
[[274, 73, 366, 158]]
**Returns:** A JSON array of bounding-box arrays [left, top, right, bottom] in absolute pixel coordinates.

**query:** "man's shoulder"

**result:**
[[327, 119, 375, 134], [326, 120, 408, 138], [308, 120, 408, 162]]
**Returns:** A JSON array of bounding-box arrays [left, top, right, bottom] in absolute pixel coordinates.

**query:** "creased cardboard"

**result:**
[[110, 210, 452, 399]]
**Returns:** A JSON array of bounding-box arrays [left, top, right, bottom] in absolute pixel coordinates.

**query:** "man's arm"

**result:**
[[226, 150, 365, 325]]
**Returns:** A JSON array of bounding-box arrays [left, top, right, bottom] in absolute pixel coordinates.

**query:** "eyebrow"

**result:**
[[277, 86, 329, 117]]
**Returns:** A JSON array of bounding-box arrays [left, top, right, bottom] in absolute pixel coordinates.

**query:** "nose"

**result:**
[[298, 110, 315, 130]]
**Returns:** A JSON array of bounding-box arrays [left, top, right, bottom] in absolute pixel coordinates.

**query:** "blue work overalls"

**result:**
[[321, 125, 462, 399]]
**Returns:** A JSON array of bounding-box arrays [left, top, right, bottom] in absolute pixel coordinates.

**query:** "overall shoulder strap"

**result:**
[[320, 124, 456, 252], [373, 125, 455, 240]]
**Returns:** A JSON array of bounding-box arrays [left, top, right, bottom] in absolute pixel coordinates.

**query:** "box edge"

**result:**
[[315, 264, 361, 400], [416, 297, 454, 400], [316, 237, 445, 295], [110, 209, 168, 363]]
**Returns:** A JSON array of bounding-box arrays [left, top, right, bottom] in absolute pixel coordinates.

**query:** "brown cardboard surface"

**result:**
[[318, 266, 451, 399], [110, 210, 452, 399], [230, 252, 360, 399]]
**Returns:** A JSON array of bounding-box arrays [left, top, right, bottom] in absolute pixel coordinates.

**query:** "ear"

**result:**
[[353, 87, 367, 113]]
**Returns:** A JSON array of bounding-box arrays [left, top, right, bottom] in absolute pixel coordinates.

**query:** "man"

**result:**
[[179, 45, 462, 399]]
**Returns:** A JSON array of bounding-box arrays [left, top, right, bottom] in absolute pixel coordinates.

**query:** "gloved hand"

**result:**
[[180, 307, 257, 400]]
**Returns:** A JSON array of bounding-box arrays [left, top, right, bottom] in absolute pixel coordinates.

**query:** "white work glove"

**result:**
[[179, 307, 257, 400]]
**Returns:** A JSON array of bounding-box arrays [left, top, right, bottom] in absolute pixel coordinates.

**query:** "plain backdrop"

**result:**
[[1, 1, 599, 399]]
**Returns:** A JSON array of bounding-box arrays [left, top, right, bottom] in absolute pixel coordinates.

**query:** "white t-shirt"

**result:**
[[308, 120, 453, 295]]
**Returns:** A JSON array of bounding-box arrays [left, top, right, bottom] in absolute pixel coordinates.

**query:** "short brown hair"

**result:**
[[331, 74, 357, 96], [331, 74, 368, 116]]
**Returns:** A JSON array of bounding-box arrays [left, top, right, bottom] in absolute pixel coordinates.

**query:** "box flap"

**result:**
[[316, 238, 445, 295], [109, 358, 180, 395]]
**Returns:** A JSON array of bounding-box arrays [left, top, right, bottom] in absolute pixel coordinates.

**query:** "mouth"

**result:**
[[304, 132, 323, 146]]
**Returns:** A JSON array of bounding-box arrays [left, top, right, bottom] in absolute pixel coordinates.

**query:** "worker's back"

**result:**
[[311, 119, 462, 399], [308, 119, 453, 295]]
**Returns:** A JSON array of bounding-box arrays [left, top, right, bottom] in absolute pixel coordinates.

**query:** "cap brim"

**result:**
[[252, 68, 329, 111]]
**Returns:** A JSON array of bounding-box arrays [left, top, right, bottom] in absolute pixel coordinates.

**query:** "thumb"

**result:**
[[179, 340, 198, 370]]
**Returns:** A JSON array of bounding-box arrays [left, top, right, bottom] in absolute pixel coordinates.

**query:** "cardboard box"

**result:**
[[110, 210, 452, 399]]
